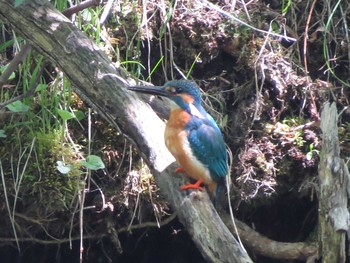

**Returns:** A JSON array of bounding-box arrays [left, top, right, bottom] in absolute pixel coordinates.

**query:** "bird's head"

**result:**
[[128, 80, 203, 113]]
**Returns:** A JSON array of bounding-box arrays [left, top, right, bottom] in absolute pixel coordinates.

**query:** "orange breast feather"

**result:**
[[164, 109, 212, 185]]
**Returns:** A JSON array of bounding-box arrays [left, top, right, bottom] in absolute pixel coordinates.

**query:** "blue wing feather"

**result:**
[[185, 114, 227, 183]]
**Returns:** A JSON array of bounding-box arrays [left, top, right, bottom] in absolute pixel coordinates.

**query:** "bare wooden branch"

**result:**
[[0, 43, 31, 89], [0, 60, 45, 110], [0, 1, 251, 262], [62, 0, 101, 18], [220, 213, 318, 260], [318, 102, 350, 262]]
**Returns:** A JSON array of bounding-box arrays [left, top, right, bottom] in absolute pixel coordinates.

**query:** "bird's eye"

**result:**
[[176, 87, 183, 93], [165, 86, 180, 94]]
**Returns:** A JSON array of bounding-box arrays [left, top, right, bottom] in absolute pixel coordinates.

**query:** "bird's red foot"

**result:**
[[175, 167, 186, 173], [180, 179, 204, 191]]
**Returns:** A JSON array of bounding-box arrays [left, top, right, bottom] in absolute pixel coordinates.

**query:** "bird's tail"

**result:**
[[213, 184, 222, 208]]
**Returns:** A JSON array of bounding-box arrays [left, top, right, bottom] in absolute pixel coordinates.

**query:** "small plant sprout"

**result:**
[[306, 144, 319, 161]]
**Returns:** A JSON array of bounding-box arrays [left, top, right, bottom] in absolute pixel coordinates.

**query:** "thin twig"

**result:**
[[62, 0, 101, 18], [240, 0, 251, 22], [0, 43, 31, 89], [0, 213, 177, 245], [303, 0, 317, 73], [0, 160, 20, 250], [339, 2, 350, 72], [99, 0, 114, 25], [202, 0, 296, 42], [0, 63, 44, 110]]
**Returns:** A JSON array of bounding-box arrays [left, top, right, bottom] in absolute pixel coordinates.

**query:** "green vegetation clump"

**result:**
[[0, 114, 85, 214], [34, 130, 85, 211]]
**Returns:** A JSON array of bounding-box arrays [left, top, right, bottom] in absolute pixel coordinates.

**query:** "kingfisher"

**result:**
[[128, 80, 228, 205]]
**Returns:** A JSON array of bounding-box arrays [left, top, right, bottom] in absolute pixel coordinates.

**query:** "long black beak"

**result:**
[[127, 85, 170, 97]]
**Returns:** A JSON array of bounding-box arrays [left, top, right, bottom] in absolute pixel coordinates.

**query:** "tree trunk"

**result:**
[[0, 1, 252, 262], [318, 102, 350, 262]]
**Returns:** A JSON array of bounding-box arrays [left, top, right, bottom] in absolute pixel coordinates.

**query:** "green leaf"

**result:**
[[35, 83, 48, 92], [0, 40, 15, 53], [73, 110, 85, 121], [82, 9, 92, 22], [0, 65, 16, 80], [6, 100, 29, 112], [80, 155, 105, 170], [0, 130, 7, 138], [309, 144, 314, 151], [15, 0, 25, 7], [56, 161, 73, 174], [57, 109, 75, 121], [271, 21, 280, 33]]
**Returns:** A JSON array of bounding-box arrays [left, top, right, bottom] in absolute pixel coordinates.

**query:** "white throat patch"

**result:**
[[189, 103, 204, 119]]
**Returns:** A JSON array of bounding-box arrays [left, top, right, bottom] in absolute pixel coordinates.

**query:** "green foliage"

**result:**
[[281, 0, 292, 15], [6, 100, 29, 112], [14, 0, 25, 7], [322, 0, 350, 87], [80, 155, 105, 170], [186, 53, 201, 79], [145, 56, 164, 81], [56, 108, 76, 121], [306, 144, 319, 161], [57, 155, 105, 174], [56, 161, 73, 174], [0, 130, 6, 138], [50, 0, 68, 11], [0, 38, 15, 53], [114, 0, 144, 77], [0, 45, 104, 215], [0, 64, 16, 80], [270, 20, 281, 34], [80, 8, 103, 44]]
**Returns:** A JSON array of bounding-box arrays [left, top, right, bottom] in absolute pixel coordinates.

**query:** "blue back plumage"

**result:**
[[185, 110, 228, 184]]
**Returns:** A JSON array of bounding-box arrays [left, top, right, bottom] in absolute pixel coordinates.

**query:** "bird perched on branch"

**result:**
[[128, 80, 228, 205]]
